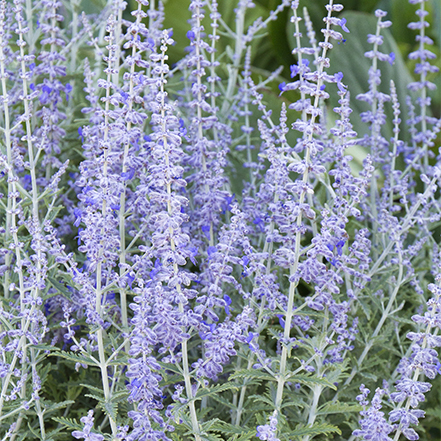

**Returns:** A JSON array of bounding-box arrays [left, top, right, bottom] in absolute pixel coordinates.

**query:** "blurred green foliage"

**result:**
[[151, 0, 440, 178], [156, 0, 441, 137]]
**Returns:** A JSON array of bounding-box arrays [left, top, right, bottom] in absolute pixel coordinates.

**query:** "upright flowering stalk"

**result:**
[[0, 0, 14, 298], [185, 0, 228, 249], [34, 0, 70, 175], [356, 10, 394, 260], [407, 0, 439, 171], [266, 1, 352, 435], [192, 205, 255, 381], [118, 0, 149, 345], [353, 273, 441, 441], [126, 30, 200, 441], [0, 0, 60, 436], [388, 280, 441, 441], [353, 386, 394, 441], [234, 104, 296, 427], [74, 14, 121, 439], [220, 0, 255, 117], [356, 9, 394, 165], [234, 47, 256, 185]]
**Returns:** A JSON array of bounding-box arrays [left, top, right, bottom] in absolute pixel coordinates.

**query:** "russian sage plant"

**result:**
[[0, 0, 440, 440]]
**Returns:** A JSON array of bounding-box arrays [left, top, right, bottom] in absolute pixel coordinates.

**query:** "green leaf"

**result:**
[[229, 369, 276, 383], [84, 393, 104, 402], [158, 361, 183, 376], [47, 277, 73, 300], [201, 434, 223, 441], [389, 315, 415, 325], [55, 350, 98, 367], [287, 374, 337, 391], [281, 391, 305, 410], [51, 416, 83, 432], [209, 420, 249, 436], [425, 407, 441, 420], [193, 382, 241, 401], [44, 400, 75, 414], [99, 400, 118, 421], [80, 383, 105, 397], [317, 400, 363, 416], [208, 392, 237, 410], [249, 393, 275, 408], [28, 344, 60, 352], [27, 422, 42, 440], [281, 422, 342, 439], [358, 370, 378, 382], [112, 389, 129, 401], [107, 355, 129, 366], [234, 430, 256, 441]]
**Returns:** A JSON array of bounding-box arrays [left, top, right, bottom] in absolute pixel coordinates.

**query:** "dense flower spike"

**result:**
[[407, 0, 440, 172], [0, 1, 440, 441], [386, 281, 441, 440], [356, 9, 392, 167], [353, 387, 394, 440], [73, 411, 104, 441]]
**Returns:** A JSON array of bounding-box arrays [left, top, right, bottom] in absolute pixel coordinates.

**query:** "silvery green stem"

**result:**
[[392, 290, 440, 441], [0, 11, 12, 300], [194, 2, 214, 247], [369, 14, 383, 261], [119, 1, 143, 353], [95, 18, 118, 439], [339, 250, 405, 392], [274, 1, 335, 424], [159, 40, 202, 441]]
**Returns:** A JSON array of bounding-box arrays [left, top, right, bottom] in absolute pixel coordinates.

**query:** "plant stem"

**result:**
[[274, 1, 334, 423]]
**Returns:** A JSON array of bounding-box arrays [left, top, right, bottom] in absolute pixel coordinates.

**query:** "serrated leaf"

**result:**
[[193, 382, 241, 401], [45, 400, 75, 414], [425, 408, 441, 419], [201, 434, 223, 441], [201, 418, 222, 432], [47, 277, 73, 300], [389, 315, 415, 325], [281, 422, 342, 439], [52, 416, 83, 431], [158, 361, 183, 376], [97, 399, 118, 422], [209, 421, 247, 436], [281, 392, 305, 410], [358, 371, 378, 382], [317, 400, 363, 416], [55, 350, 98, 367], [85, 393, 104, 402], [80, 383, 104, 397], [112, 390, 129, 401], [249, 394, 275, 408], [287, 374, 337, 390], [234, 430, 256, 441], [29, 344, 60, 352], [107, 355, 129, 366], [229, 369, 276, 383], [210, 392, 238, 409]]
